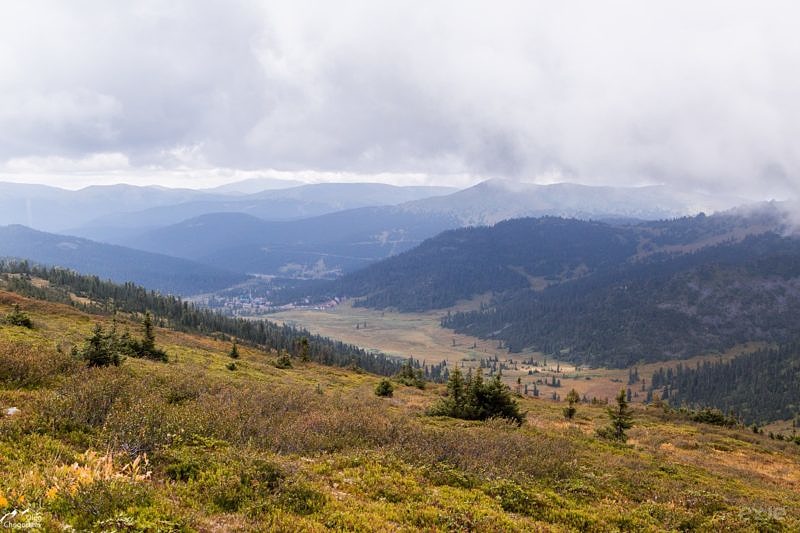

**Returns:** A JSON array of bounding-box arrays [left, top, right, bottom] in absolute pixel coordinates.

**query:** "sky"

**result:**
[[0, 1, 798, 199]]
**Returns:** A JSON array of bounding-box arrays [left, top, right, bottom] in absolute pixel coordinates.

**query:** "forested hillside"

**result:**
[[300, 207, 800, 367], [0, 261, 405, 376], [650, 343, 800, 424], [444, 233, 800, 366], [315, 217, 642, 310]]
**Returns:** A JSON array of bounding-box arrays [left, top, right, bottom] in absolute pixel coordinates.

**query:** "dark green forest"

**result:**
[[650, 343, 800, 424], [444, 234, 800, 367], [309, 217, 643, 311], [289, 208, 799, 368], [299, 208, 789, 312]]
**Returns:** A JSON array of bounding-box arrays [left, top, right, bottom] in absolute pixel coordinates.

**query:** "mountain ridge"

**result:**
[[0, 224, 247, 295]]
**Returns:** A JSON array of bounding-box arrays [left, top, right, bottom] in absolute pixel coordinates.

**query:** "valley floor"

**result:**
[[270, 301, 760, 405]]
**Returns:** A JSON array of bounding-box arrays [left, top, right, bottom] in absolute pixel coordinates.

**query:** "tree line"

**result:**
[[649, 343, 800, 424], [0, 260, 405, 376]]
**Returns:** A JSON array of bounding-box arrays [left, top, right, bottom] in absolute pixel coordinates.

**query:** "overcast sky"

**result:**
[[0, 1, 798, 199]]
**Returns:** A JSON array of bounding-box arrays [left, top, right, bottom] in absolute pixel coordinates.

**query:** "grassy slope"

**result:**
[[1, 292, 799, 531]]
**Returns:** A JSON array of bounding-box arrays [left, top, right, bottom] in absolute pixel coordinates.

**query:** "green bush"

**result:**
[[275, 352, 292, 369], [3, 304, 33, 328], [165, 458, 203, 482], [374, 378, 394, 397], [689, 408, 737, 428], [563, 389, 580, 420], [484, 480, 546, 516], [52, 480, 151, 531], [278, 482, 326, 515]]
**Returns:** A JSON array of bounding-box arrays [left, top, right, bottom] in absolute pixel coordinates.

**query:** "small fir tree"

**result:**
[[298, 337, 309, 362], [4, 304, 33, 329], [563, 388, 580, 420], [81, 323, 124, 368], [430, 366, 524, 424], [375, 378, 394, 397], [129, 311, 167, 361], [396, 358, 425, 389], [598, 388, 634, 441], [275, 351, 292, 369]]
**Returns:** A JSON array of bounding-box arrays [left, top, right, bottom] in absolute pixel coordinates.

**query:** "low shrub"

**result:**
[[374, 378, 394, 397], [0, 341, 78, 387], [3, 304, 33, 328]]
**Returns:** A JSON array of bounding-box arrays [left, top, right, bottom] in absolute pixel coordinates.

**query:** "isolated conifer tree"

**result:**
[[129, 311, 167, 361], [81, 323, 123, 367], [375, 378, 394, 397], [563, 388, 580, 420], [229, 341, 239, 359], [298, 337, 309, 362], [142, 311, 156, 353], [599, 388, 634, 441], [4, 304, 33, 329], [447, 366, 466, 414]]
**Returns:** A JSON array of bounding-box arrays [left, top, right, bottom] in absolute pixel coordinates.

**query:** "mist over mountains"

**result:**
[[401, 179, 744, 225], [0, 177, 757, 287], [0, 180, 455, 235], [1, 178, 747, 279]]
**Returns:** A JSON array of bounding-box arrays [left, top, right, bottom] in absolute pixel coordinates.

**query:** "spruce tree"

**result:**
[[81, 323, 123, 367], [563, 388, 580, 420], [430, 366, 524, 424], [298, 337, 309, 362], [4, 304, 33, 329], [599, 388, 634, 441], [374, 378, 394, 397]]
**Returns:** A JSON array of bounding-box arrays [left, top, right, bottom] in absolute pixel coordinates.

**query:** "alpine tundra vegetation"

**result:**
[[0, 273, 799, 530]]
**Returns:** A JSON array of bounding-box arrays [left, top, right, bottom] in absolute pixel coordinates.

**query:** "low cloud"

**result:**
[[0, 1, 798, 199]]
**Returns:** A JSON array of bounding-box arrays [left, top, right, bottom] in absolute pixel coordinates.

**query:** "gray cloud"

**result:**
[[1, 1, 798, 199]]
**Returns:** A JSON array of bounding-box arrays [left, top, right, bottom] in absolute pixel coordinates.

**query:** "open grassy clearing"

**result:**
[[270, 300, 757, 404], [1, 293, 799, 530]]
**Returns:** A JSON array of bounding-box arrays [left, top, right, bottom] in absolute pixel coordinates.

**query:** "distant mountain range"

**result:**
[[0, 177, 753, 285], [0, 180, 456, 236], [0, 181, 216, 233], [71, 179, 747, 278], [70, 182, 457, 242], [120, 208, 459, 278], [399, 179, 744, 225], [201, 176, 305, 194], [299, 203, 800, 367], [0, 225, 247, 295]]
